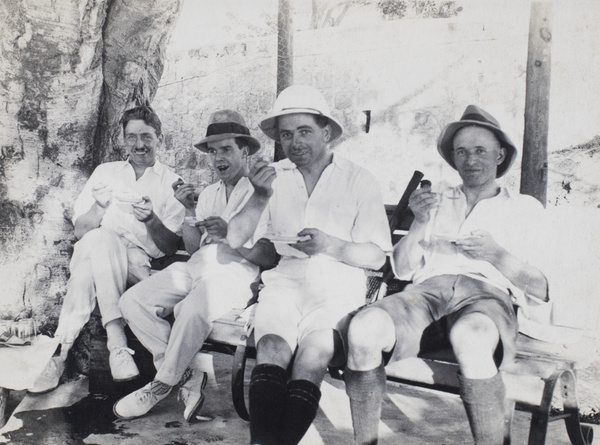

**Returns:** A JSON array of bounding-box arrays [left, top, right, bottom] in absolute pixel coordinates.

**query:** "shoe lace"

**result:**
[[136, 386, 157, 404], [179, 367, 193, 387], [137, 381, 170, 404]]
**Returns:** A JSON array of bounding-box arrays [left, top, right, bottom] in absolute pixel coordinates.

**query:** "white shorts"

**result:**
[[254, 257, 367, 354]]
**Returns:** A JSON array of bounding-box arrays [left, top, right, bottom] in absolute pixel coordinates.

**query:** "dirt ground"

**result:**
[[1, 353, 598, 445]]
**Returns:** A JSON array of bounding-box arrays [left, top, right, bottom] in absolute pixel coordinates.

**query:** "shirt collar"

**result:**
[[454, 184, 512, 200], [272, 153, 352, 171], [122, 159, 163, 176], [215, 175, 251, 191]]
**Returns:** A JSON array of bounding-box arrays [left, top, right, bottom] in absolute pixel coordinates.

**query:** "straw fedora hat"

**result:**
[[437, 105, 517, 177], [194, 109, 260, 155], [259, 85, 344, 143]]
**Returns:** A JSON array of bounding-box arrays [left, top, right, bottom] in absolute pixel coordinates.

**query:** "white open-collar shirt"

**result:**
[[72, 160, 185, 258], [266, 155, 392, 263]]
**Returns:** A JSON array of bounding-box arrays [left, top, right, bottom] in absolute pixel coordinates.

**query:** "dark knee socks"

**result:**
[[279, 380, 322, 445], [249, 365, 322, 445], [459, 373, 507, 445], [249, 364, 287, 445], [344, 362, 387, 445]]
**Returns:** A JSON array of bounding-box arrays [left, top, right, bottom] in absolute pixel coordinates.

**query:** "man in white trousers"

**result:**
[[114, 110, 277, 422], [30, 106, 185, 394]]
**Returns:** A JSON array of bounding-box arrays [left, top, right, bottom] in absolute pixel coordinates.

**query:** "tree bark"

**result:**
[[0, 0, 182, 331], [95, 0, 183, 164]]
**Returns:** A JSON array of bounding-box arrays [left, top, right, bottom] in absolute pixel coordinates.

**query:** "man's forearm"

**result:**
[[392, 220, 427, 278], [236, 238, 279, 269], [227, 193, 270, 249], [144, 212, 180, 256], [73, 203, 106, 239], [325, 237, 386, 270], [181, 208, 202, 254], [493, 250, 549, 302]]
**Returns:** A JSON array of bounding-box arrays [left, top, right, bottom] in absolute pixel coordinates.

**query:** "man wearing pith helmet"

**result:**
[[114, 110, 277, 422], [345, 105, 549, 444], [227, 85, 392, 445]]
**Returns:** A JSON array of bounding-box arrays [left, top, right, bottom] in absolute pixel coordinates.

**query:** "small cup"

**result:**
[[17, 318, 37, 341]]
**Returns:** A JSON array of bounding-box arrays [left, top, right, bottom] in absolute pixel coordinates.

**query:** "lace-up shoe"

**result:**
[[109, 346, 139, 382], [113, 381, 172, 419], [179, 369, 208, 421]]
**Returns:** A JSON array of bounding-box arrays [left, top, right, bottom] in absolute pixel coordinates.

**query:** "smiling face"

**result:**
[[452, 125, 506, 189], [123, 119, 161, 169], [206, 137, 248, 185], [277, 113, 331, 169]]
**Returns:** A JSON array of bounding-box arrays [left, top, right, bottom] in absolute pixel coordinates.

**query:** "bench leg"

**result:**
[[504, 398, 515, 445], [231, 336, 251, 421], [527, 370, 560, 445], [560, 370, 594, 445]]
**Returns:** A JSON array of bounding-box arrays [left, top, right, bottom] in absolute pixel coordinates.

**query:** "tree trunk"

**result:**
[[0, 0, 182, 332], [95, 0, 183, 164]]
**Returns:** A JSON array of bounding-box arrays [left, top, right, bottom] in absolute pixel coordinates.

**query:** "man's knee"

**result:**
[[450, 313, 499, 346], [295, 330, 336, 369], [347, 307, 395, 354], [78, 227, 119, 246], [256, 334, 293, 368], [449, 313, 500, 364]]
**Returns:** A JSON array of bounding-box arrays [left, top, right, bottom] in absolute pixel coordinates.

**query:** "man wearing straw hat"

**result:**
[[344, 105, 549, 444], [227, 85, 392, 445], [113, 110, 277, 422]]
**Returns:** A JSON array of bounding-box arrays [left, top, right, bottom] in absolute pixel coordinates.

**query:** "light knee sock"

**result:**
[[344, 362, 387, 445], [278, 379, 321, 445], [459, 373, 507, 445], [249, 364, 287, 445]]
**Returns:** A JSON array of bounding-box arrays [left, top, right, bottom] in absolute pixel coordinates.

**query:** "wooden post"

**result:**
[[521, 2, 553, 207], [274, 0, 294, 161]]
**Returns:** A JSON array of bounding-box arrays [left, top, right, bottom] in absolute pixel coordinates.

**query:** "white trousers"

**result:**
[[119, 253, 257, 386], [54, 228, 151, 345]]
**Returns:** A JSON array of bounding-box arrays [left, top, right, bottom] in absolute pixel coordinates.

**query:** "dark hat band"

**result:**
[[461, 113, 499, 127], [206, 122, 250, 137]]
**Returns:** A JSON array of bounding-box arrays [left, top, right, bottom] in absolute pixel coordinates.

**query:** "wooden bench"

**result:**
[[204, 294, 594, 445], [199, 169, 595, 445], [86, 171, 594, 444]]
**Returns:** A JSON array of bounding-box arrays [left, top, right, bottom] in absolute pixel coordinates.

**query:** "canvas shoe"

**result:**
[[28, 357, 65, 394], [179, 368, 208, 421], [109, 346, 140, 382], [113, 381, 172, 419]]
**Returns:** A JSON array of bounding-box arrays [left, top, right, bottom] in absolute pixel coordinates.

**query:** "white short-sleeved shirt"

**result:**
[[186, 176, 268, 275], [72, 160, 185, 258], [265, 155, 392, 285], [400, 185, 548, 311]]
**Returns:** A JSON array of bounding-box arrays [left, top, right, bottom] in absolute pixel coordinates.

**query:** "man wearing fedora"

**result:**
[[113, 109, 277, 421], [227, 85, 392, 445], [344, 105, 548, 444]]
